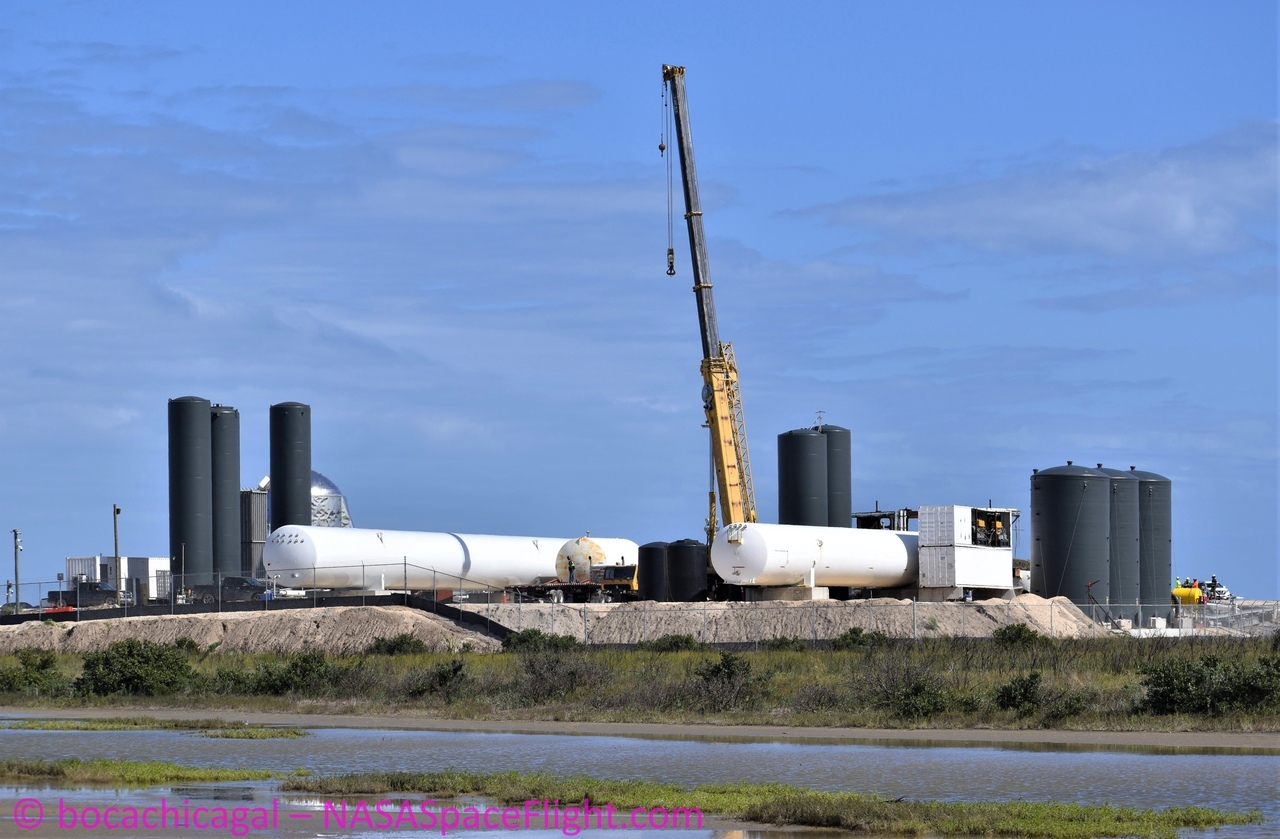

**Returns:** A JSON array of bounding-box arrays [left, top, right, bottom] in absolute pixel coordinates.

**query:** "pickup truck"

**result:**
[[46, 582, 134, 608], [186, 576, 269, 605]]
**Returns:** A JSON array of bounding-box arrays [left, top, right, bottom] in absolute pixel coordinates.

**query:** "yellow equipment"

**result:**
[[662, 65, 758, 545]]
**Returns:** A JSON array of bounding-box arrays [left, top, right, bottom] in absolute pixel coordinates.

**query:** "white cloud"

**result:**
[[803, 123, 1278, 260]]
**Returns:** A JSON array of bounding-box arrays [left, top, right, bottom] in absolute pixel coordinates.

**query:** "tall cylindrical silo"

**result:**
[[817, 424, 852, 527], [1099, 466, 1140, 615], [1030, 462, 1110, 606], [667, 539, 709, 602], [778, 429, 827, 526], [1131, 467, 1172, 615], [638, 542, 669, 602], [210, 404, 242, 580], [168, 396, 213, 582], [269, 402, 312, 533]]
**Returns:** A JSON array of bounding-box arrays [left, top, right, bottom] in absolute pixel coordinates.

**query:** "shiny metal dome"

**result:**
[[310, 470, 344, 497]]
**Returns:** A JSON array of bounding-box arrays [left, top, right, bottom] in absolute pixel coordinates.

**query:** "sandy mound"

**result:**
[[459, 594, 1096, 643], [0, 606, 500, 655]]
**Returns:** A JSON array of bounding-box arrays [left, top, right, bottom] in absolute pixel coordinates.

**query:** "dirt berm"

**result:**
[[460, 593, 1099, 643], [0, 606, 499, 655]]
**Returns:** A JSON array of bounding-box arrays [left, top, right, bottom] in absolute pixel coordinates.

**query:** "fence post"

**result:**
[[583, 604, 588, 645], [912, 599, 917, 641], [1049, 601, 1054, 637], [642, 600, 647, 643], [755, 599, 760, 651], [812, 599, 818, 645], [702, 600, 708, 644], [961, 600, 966, 637]]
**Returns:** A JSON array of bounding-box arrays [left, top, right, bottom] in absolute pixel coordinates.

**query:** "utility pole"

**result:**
[[11, 530, 20, 615], [113, 505, 122, 606]]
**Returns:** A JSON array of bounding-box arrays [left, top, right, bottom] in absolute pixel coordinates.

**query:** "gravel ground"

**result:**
[[0, 605, 499, 654], [460, 593, 1099, 642]]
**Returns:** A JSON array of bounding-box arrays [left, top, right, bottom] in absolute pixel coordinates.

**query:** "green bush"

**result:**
[[366, 633, 427, 656], [514, 647, 603, 704], [992, 623, 1042, 647], [250, 652, 335, 696], [0, 649, 71, 696], [502, 629, 582, 653], [637, 634, 708, 652], [1140, 656, 1280, 715], [995, 671, 1042, 716], [830, 627, 888, 650], [74, 639, 194, 696], [171, 637, 200, 654], [404, 658, 471, 701], [694, 652, 755, 712], [884, 675, 948, 720], [760, 636, 808, 652]]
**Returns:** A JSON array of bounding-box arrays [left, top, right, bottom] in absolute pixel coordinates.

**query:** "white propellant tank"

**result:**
[[555, 536, 639, 583], [262, 525, 567, 591], [711, 522, 919, 588]]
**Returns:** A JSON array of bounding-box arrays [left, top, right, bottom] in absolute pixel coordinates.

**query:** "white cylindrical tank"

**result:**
[[711, 522, 918, 588], [262, 525, 565, 591], [555, 536, 639, 583]]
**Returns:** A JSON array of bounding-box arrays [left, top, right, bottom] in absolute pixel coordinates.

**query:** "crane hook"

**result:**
[[666, 248, 676, 276], [658, 141, 666, 156]]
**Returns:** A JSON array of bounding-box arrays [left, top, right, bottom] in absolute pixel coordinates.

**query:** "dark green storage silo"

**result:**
[[210, 405, 242, 580], [817, 424, 852, 527], [1099, 466, 1140, 615], [269, 402, 312, 533], [638, 541, 669, 602], [1030, 462, 1110, 606], [168, 396, 213, 582], [667, 539, 709, 602], [778, 429, 827, 526], [1131, 467, 1172, 616]]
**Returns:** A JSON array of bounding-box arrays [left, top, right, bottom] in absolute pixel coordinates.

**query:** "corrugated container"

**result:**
[[919, 545, 1012, 589], [65, 556, 104, 583], [919, 506, 972, 547]]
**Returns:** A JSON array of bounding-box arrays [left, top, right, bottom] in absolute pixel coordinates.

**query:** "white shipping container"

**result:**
[[124, 557, 171, 602], [919, 506, 972, 547], [919, 544, 1012, 589]]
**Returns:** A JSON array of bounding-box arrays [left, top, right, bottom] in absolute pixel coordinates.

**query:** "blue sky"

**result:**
[[1, 2, 1276, 598]]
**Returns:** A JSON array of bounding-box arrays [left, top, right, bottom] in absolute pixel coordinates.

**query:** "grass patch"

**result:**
[[4, 716, 307, 738], [282, 769, 1261, 838], [0, 758, 282, 785]]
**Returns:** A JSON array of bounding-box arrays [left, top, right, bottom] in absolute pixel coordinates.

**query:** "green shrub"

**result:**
[[366, 633, 427, 656], [405, 658, 471, 701], [694, 652, 755, 712], [74, 639, 194, 697], [992, 623, 1042, 647], [637, 634, 708, 652], [830, 627, 888, 650], [514, 647, 603, 704], [171, 637, 200, 654], [884, 675, 948, 720], [761, 636, 808, 652], [1141, 656, 1280, 715], [502, 629, 582, 653], [994, 671, 1042, 716], [0, 649, 71, 696], [250, 653, 334, 696]]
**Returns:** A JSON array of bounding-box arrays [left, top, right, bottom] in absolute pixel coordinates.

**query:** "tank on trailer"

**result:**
[[262, 525, 566, 591], [712, 522, 918, 589]]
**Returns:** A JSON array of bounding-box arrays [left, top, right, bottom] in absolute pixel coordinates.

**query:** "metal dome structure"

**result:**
[[309, 470, 352, 528]]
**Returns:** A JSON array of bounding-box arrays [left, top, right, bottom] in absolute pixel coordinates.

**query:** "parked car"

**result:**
[[46, 582, 134, 608], [1, 602, 36, 615], [187, 576, 269, 605]]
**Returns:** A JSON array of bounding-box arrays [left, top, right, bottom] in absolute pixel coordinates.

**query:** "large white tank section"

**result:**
[[555, 536, 639, 583], [711, 522, 919, 588], [262, 525, 565, 591]]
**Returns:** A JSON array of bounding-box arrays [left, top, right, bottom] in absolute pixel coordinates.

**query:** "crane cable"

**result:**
[[661, 80, 676, 275]]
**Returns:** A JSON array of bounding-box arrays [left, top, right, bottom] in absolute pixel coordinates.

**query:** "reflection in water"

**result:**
[[0, 726, 1274, 838]]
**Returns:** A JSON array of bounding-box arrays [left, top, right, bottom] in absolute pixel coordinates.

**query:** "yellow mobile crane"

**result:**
[[661, 65, 758, 545]]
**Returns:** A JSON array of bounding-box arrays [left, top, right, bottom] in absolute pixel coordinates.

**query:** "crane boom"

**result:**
[[662, 64, 758, 541]]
